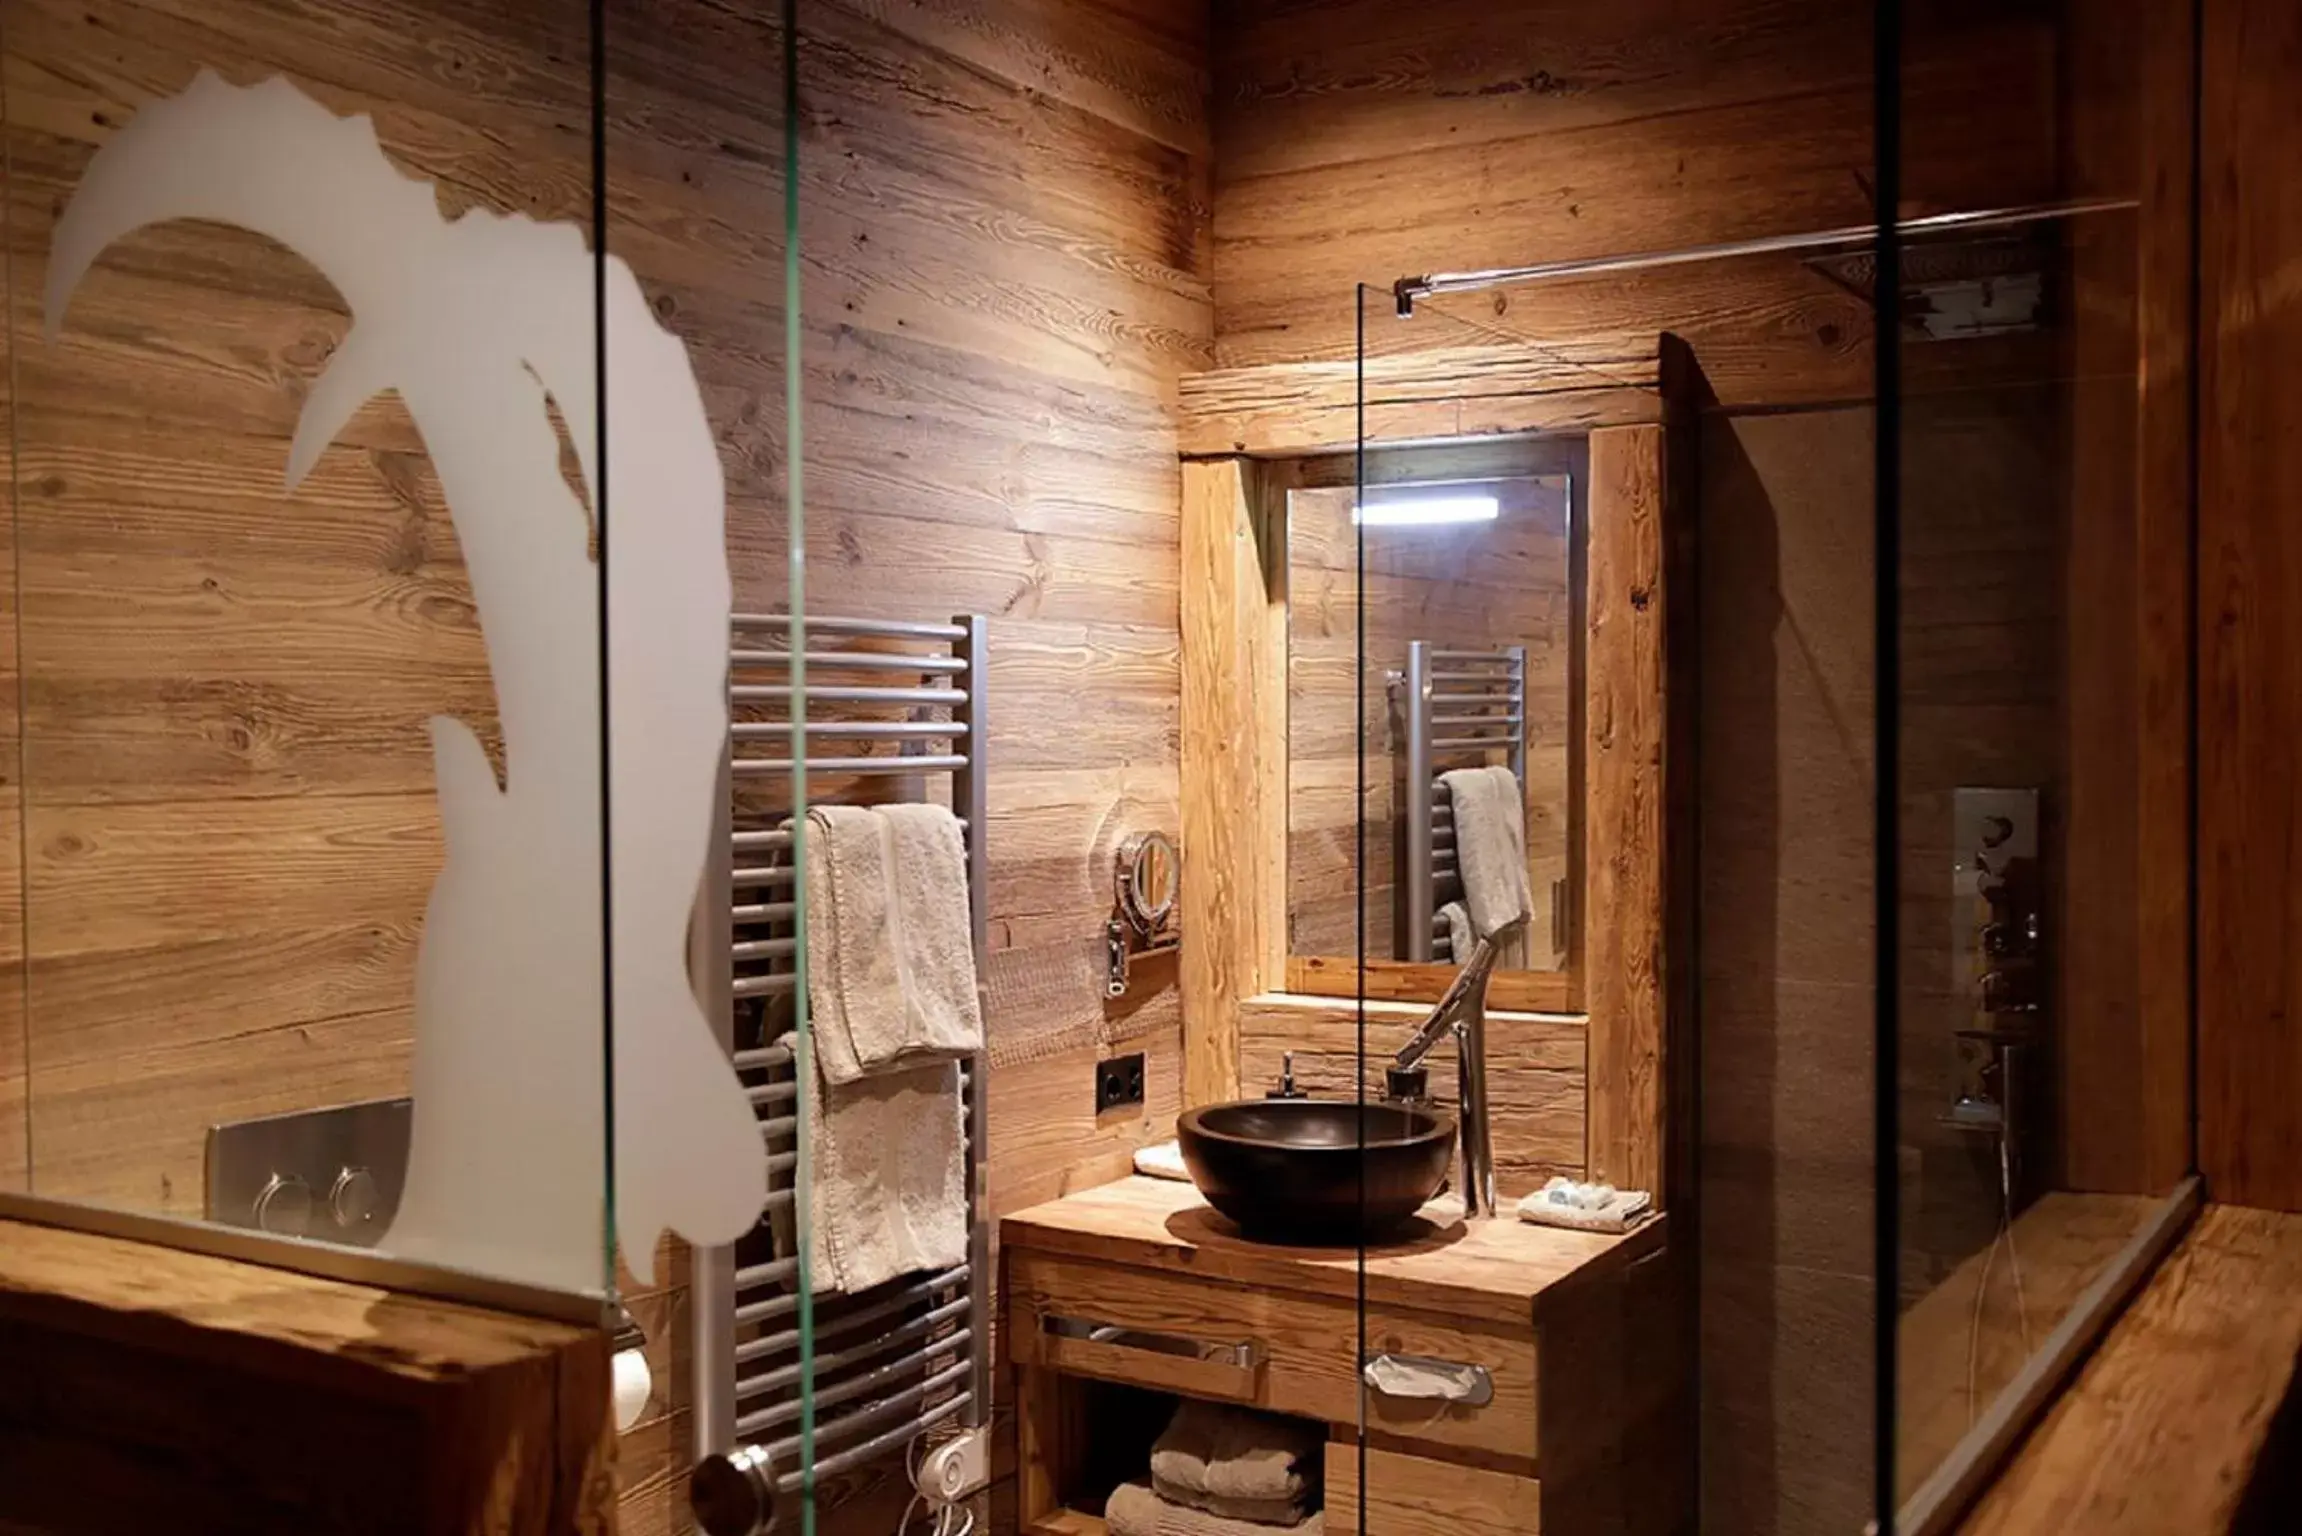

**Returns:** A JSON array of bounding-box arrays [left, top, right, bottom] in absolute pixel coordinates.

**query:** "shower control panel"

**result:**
[[205, 1096, 411, 1246]]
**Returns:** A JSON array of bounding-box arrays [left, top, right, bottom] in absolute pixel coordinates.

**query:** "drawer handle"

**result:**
[[1043, 1313, 1264, 1370], [1362, 1351, 1494, 1406]]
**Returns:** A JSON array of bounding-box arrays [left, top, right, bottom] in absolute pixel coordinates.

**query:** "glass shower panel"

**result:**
[[1888, 0, 2198, 1520], [0, 2, 638, 1301]]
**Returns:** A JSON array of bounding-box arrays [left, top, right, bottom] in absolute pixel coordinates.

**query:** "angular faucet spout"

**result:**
[[1390, 914, 1527, 1221]]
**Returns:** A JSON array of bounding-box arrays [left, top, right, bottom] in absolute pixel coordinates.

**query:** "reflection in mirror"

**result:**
[[1285, 447, 1575, 979]]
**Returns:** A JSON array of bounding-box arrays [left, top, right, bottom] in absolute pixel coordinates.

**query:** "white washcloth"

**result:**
[[1134, 1140, 1191, 1181], [801, 803, 983, 1085], [1437, 900, 1475, 964], [1515, 1178, 1653, 1235], [1439, 765, 1533, 969], [792, 1032, 967, 1294]]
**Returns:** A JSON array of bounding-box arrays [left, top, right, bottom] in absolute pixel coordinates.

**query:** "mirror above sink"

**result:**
[[1278, 437, 1586, 1014]]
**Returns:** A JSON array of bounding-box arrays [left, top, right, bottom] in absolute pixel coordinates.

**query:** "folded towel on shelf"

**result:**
[[1151, 1399, 1323, 1508], [1515, 1177, 1653, 1235], [1437, 900, 1475, 965], [1106, 1483, 1323, 1536], [788, 1032, 967, 1294], [1151, 1476, 1311, 1527], [801, 802, 983, 1086], [1439, 764, 1534, 970], [1134, 1140, 1192, 1182]]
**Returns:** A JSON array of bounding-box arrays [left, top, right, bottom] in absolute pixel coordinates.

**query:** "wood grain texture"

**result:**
[[1178, 349, 1660, 457], [0, 1216, 613, 1536], [2198, 0, 2302, 1213], [1179, 457, 1286, 1107], [1208, 0, 2062, 409], [1001, 1173, 1657, 1328], [1238, 992, 1586, 1196], [1584, 425, 1668, 1202], [1282, 957, 1571, 1015], [1008, 1242, 1540, 1460], [1324, 1440, 1543, 1536], [1956, 1204, 2302, 1536], [2056, 0, 2195, 1198]]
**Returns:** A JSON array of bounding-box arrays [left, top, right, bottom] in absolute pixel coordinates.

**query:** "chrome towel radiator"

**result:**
[[691, 612, 992, 1526], [1402, 641, 1527, 962]]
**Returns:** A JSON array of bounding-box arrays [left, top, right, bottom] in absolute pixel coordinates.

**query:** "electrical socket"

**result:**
[[917, 1426, 991, 1503], [1095, 1051, 1146, 1114]]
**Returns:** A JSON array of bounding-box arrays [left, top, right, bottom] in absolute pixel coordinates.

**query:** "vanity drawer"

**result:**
[[1005, 1248, 1537, 1459], [1325, 1443, 1543, 1536]]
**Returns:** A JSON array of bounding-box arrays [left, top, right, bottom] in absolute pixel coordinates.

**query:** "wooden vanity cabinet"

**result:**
[[1002, 1177, 1685, 1536]]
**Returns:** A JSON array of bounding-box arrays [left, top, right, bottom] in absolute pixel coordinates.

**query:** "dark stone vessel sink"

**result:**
[[1175, 1098, 1456, 1242]]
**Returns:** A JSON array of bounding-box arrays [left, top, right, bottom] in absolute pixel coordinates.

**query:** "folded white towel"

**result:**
[[1437, 900, 1475, 964], [1515, 1178, 1653, 1235], [1134, 1140, 1191, 1182], [801, 803, 983, 1086], [880, 802, 985, 1064], [1439, 765, 1533, 969], [793, 1033, 967, 1294]]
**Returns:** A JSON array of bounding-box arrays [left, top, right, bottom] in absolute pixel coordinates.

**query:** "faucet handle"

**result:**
[[1268, 1051, 1308, 1100]]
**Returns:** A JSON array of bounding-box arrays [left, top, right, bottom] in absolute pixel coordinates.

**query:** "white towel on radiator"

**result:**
[[1439, 764, 1533, 969], [801, 802, 983, 1086], [1437, 900, 1476, 965], [794, 1035, 968, 1294]]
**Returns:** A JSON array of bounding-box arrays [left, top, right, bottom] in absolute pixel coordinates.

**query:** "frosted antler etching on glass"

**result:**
[[45, 72, 766, 1292]]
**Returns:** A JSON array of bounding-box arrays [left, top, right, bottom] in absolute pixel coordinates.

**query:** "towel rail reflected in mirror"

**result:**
[[1278, 442, 1581, 1011], [691, 611, 993, 1533]]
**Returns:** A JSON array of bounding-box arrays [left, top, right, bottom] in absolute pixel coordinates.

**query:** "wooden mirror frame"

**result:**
[[1176, 335, 1695, 1201]]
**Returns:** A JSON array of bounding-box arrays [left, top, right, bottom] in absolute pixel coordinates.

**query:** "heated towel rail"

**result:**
[[692, 612, 992, 1518], [1402, 641, 1527, 962]]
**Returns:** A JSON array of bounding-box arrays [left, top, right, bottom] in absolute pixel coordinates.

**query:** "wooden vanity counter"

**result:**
[[1002, 1176, 1685, 1536]]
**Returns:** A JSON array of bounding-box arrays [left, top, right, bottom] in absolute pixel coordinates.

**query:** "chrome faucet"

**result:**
[[1387, 915, 1526, 1221]]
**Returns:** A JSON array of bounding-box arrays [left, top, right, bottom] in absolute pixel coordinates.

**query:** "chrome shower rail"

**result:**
[[1404, 640, 1527, 962], [693, 611, 994, 1520]]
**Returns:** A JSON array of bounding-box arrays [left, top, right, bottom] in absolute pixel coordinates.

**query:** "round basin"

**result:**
[[1175, 1098, 1456, 1242]]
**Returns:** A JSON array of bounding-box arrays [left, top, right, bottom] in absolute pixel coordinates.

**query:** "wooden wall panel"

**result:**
[[1209, 0, 2063, 411], [1584, 424, 1669, 1201], [2198, 0, 2302, 1212], [2055, 0, 2195, 1199], [1237, 992, 1587, 1195], [1697, 407, 1877, 1536], [1178, 457, 1286, 1109], [2, 3, 1210, 1532]]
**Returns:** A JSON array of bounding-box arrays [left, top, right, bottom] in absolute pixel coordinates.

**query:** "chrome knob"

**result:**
[[328, 1166, 381, 1232], [690, 1445, 778, 1536], [252, 1173, 313, 1237]]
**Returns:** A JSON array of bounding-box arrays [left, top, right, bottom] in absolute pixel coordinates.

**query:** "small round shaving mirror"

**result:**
[[1118, 831, 1178, 936]]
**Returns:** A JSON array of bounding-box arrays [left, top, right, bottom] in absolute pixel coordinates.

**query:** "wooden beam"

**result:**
[[2199, 0, 2302, 1212], [1180, 458, 1287, 1108], [1583, 425, 1669, 1202], [1283, 955, 1571, 1014], [1178, 347, 1661, 459], [0, 1216, 612, 1535]]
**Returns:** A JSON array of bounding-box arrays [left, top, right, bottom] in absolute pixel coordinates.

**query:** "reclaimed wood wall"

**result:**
[[1209, 0, 2060, 412], [0, 0, 1208, 1530], [2198, 0, 2302, 1213]]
